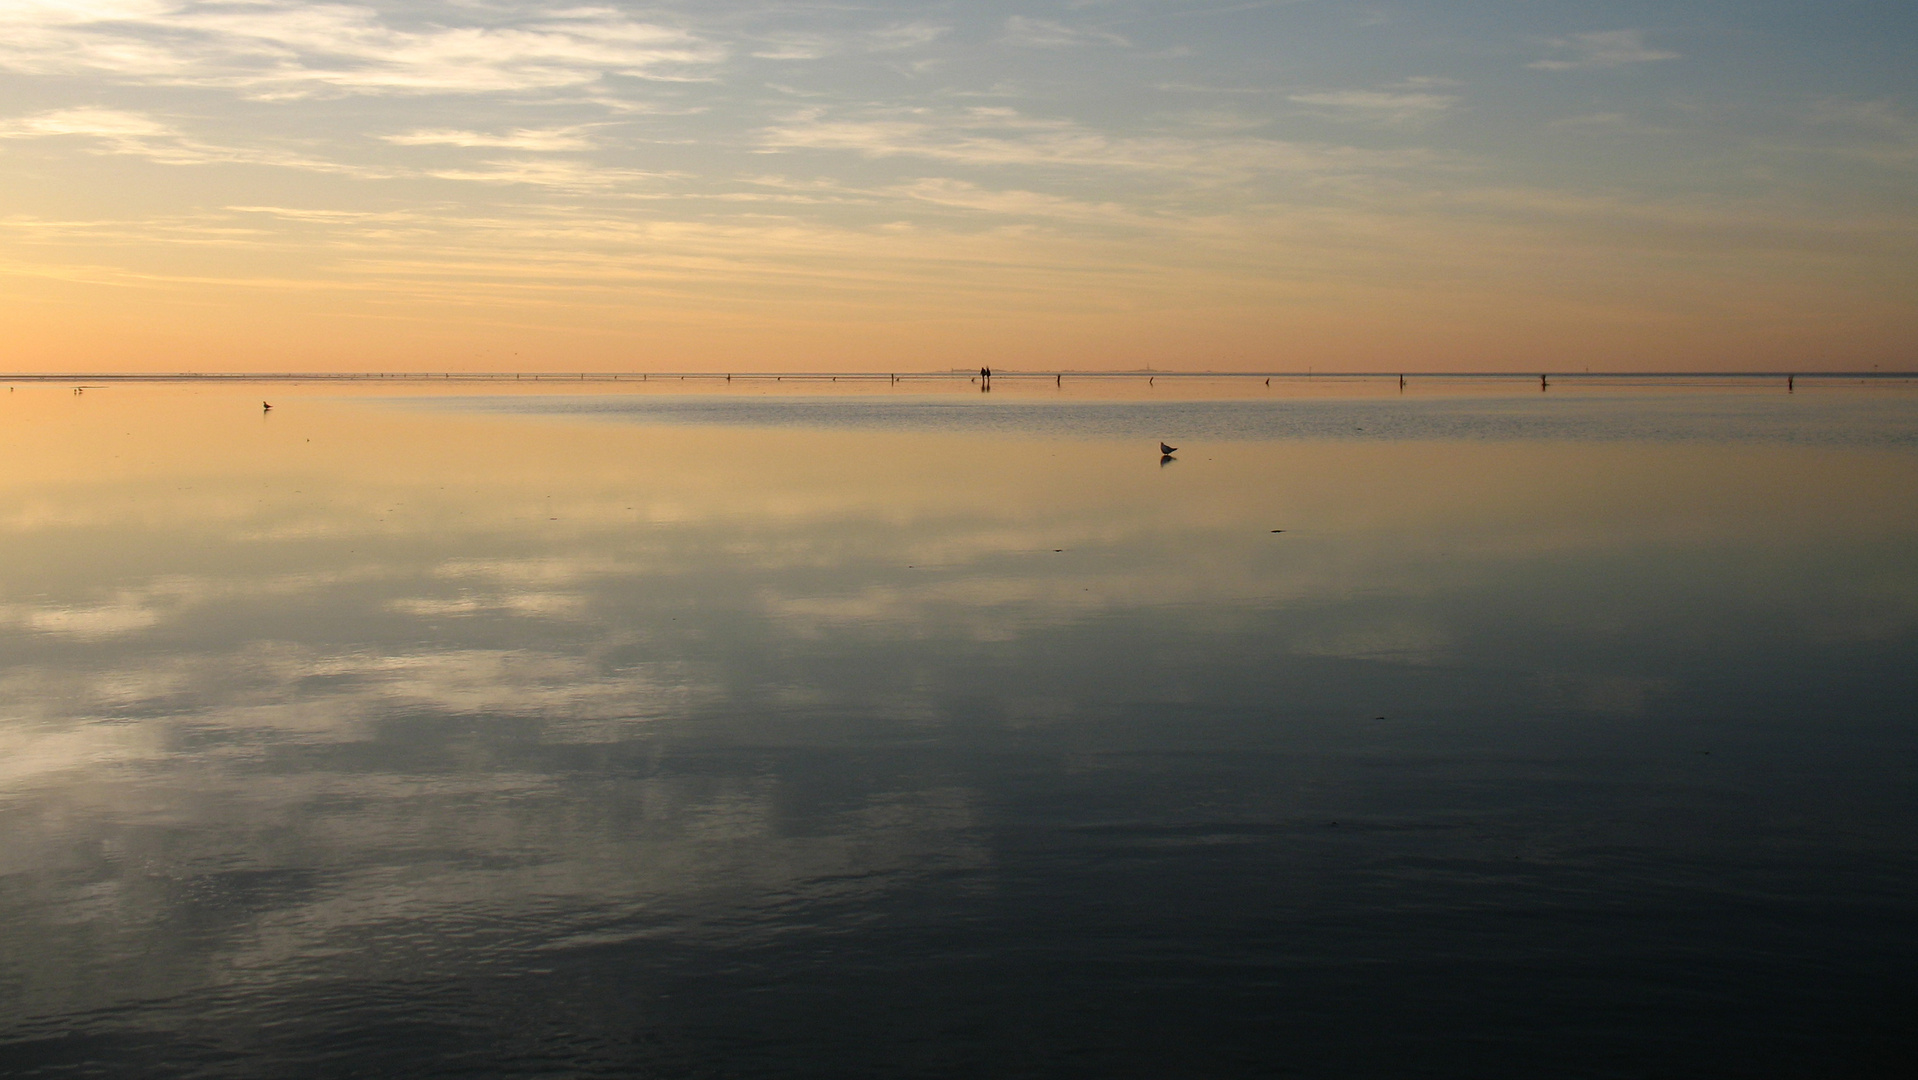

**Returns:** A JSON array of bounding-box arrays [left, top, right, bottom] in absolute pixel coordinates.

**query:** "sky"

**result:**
[[1, 0, 1914, 373]]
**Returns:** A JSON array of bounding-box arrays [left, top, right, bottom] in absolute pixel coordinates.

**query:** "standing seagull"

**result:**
[[1160, 442, 1177, 455]]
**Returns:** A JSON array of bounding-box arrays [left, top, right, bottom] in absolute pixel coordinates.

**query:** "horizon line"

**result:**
[[6, 370, 1915, 383]]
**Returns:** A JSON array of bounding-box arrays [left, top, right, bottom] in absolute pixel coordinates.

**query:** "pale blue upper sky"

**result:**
[[2, 2, 1914, 370]]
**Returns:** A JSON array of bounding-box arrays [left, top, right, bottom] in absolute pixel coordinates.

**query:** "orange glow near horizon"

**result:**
[[1, 3, 1913, 374]]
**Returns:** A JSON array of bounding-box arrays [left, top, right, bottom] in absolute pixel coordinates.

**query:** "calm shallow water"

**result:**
[[3, 383, 1916, 1078]]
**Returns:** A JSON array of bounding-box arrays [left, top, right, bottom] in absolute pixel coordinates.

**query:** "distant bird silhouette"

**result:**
[[1160, 442, 1177, 454], [262, 401, 272, 411]]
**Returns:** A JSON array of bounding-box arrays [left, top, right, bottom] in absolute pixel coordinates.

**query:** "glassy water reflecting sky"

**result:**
[[3, 381, 1916, 1078]]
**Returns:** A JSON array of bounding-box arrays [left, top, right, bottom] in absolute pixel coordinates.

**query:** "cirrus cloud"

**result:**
[[0, 1, 725, 97], [1528, 29, 1679, 71], [758, 105, 1434, 177], [1002, 16, 1129, 50], [381, 126, 596, 151], [1289, 89, 1457, 123], [0, 105, 392, 173]]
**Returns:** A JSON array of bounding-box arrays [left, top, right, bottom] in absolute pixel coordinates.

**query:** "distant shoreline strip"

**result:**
[[3, 371, 1913, 383]]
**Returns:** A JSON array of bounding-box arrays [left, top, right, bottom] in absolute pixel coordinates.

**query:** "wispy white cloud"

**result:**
[[1528, 29, 1678, 71], [0, 2, 724, 97], [0, 106, 391, 174], [1442, 186, 1918, 258], [1156, 82, 1278, 95], [750, 31, 835, 61], [865, 21, 950, 52], [749, 19, 946, 61], [226, 205, 423, 224], [890, 177, 1154, 227], [1002, 16, 1129, 49], [1, 106, 655, 188], [0, 105, 175, 148], [1288, 89, 1456, 122], [758, 105, 1431, 176], [1546, 112, 1675, 136], [1160, 108, 1272, 132], [383, 126, 596, 151], [1804, 99, 1918, 166], [425, 157, 675, 189]]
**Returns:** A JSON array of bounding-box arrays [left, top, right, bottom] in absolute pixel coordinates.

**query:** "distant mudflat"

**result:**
[[417, 387, 1918, 449]]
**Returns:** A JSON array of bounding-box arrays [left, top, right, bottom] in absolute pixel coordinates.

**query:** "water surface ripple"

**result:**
[[2, 386, 1915, 1078]]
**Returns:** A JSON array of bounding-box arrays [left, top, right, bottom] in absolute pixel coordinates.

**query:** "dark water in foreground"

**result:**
[[2, 386, 1916, 1077]]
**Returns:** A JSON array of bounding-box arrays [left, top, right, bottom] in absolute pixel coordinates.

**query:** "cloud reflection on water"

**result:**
[[2, 384, 1916, 1067]]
